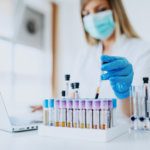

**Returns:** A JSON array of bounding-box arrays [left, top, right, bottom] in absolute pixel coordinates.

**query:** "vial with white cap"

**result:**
[[49, 98, 54, 126], [43, 99, 49, 126]]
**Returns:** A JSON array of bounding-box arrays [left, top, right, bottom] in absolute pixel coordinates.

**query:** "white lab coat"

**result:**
[[72, 34, 150, 99]]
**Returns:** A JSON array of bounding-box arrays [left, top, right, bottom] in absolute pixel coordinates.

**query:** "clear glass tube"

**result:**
[[100, 100, 108, 130], [65, 81, 69, 98], [73, 100, 80, 128], [43, 108, 49, 126], [79, 100, 86, 128], [54, 100, 60, 127], [93, 100, 100, 129], [60, 99, 67, 127], [43, 99, 49, 126], [67, 99, 73, 128], [85, 100, 93, 129], [49, 108, 54, 126]]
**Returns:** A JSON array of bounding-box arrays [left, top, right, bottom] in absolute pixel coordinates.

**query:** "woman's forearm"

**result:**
[[118, 97, 131, 117]]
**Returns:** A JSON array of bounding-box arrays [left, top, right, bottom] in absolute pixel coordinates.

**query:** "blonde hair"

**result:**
[[80, 0, 139, 45]]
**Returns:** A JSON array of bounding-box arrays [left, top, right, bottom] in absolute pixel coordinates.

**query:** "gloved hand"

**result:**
[[101, 55, 134, 99]]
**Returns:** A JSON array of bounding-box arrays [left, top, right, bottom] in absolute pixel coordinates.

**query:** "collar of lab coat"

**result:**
[[98, 34, 128, 55]]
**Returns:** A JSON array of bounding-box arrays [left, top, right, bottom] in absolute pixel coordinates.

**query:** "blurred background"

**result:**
[[0, 0, 150, 115]]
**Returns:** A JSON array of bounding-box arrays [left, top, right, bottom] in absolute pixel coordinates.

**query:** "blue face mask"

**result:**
[[83, 10, 115, 41]]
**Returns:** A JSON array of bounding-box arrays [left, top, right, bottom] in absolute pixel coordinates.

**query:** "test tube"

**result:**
[[60, 90, 67, 127], [66, 99, 73, 128], [112, 98, 117, 127], [43, 99, 49, 126], [70, 83, 75, 98], [143, 77, 149, 118], [143, 77, 150, 130], [139, 86, 146, 130], [108, 100, 113, 128], [79, 99, 86, 128], [130, 116, 138, 130], [49, 98, 54, 126], [100, 100, 108, 130], [93, 100, 100, 129], [138, 116, 145, 130], [85, 99, 93, 129], [54, 99, 60, 127], [65, 74, 70, 98], [74, 83, 80, 99], [73, 99, 80, 128]]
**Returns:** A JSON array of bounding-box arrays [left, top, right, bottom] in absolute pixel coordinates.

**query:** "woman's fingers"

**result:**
[[101, 59, 129, 71], [30, 105, 43, 112], [101, 65, 133, 80]]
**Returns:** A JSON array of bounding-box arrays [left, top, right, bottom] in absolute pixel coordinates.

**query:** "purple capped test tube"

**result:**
[[108, 100, 113, 128], [85, 99, 93, 129], [93, 100, 100, 129], [73, 99, 80, 128], [60, 99, 67, 127], [79, 99, 86, 128], [66, 99, 73, 128], [100, 100, 109, 130], [54, 99, 60, 127]]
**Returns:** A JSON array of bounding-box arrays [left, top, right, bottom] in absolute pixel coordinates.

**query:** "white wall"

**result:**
[[56, 0, 150, 97], [123, 0, 150, 42]]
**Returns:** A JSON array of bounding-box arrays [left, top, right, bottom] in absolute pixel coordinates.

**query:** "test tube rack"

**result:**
[[38, 123, 128, 142]]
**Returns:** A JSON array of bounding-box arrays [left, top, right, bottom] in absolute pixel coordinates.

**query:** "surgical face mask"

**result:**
[[83, 10, 115, 41]]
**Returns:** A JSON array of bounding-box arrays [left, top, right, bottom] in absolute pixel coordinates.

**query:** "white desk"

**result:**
[[0, 130, 150, 150]]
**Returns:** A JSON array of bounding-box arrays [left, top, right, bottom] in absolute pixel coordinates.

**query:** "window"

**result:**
[[0, 0, 52, 113]]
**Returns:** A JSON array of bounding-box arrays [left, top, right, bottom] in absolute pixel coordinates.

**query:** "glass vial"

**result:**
[[66, 99, 73, 128], [43, 99, 49, 126], [73, 99, 80, 128], [79, 99, 86, 128], [49, 98, 54, 126], [85, 99, 93, 129], [93, 100, 100, 129]]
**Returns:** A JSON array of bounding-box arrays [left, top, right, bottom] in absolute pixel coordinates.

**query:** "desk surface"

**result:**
[[0, 130, 150, 150]]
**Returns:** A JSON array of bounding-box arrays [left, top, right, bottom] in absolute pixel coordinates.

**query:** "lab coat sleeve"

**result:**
[[133, 48, 150, 85]]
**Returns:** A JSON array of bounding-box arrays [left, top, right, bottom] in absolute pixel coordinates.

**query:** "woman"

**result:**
[[72, 0, 150, 116], [32, 0, 150, 117]]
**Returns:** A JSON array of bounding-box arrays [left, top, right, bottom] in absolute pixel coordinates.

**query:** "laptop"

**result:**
[[0, 93, 41, 132]]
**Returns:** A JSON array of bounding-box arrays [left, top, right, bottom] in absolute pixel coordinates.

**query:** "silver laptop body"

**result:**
[[0, 93, 40, 132]]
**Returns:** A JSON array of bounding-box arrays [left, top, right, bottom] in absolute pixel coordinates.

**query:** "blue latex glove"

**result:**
[[101, 55, 134, 99]]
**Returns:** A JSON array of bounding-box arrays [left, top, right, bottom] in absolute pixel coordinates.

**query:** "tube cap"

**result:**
[[74, 82, 80, 89], [43, 99, 49, 108], [85, 99, 93, 109], [65, 74, 70, 81], [93, 100, 100, 109], [67, 99, 73, 109], [62, 90, 66, 97], [143, 77, 149, 83], [112, 98, 117, 108], [73, 99, 79, 109], [79, 99, 85, 109], [49, 98, 54, 108], [71, 83, 75, 89]]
